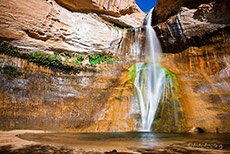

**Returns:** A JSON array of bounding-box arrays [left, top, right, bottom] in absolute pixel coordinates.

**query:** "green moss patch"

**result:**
[[0, 46, 118, 74], [88, 54, 115, 66]]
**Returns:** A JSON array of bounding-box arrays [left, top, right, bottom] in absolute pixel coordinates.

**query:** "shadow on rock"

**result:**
[[0, 144, 74, 154]]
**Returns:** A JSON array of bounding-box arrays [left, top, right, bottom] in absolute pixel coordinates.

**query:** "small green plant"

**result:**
[[0, 46, 117, 74], [71, 55, 85, 65], [60, 52, 73, 58], [106, 59, 114, 64], [54, 52, 59, 59], [88, 53, 114, 66], [110, 22, 130, 30], [2, 66, 24, 78], [28, 51, 62, 67], [65, 57, 69, 63], [77, 55, 85, 62], [89, 54, 101, 66]]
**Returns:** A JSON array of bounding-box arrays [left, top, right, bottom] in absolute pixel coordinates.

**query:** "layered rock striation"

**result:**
[[0, 0, 144, 131], [153, 0, 230, 53], [0, 0, 144, 54], [1, 0, 229, 133], [152, 0, 216, 25], [162, 31, 230, 133], [0, 53, 140, 131], [55, 0, 145, 28], [153, 0, 230, 133], [55, 0, 140, 16]]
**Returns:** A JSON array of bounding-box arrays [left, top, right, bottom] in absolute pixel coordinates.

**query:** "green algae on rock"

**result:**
[[0, 46, 120, 75]]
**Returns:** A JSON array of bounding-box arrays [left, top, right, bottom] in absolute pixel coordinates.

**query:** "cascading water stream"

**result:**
[[134, 9, 167, 131]]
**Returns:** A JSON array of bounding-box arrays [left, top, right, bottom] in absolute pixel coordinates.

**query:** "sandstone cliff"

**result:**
[[153, 0, 230, 53], [0, 0, 145, 54], [1, 0, 229, 133], [0, 52, 140, 131], [0, 0, 144, 132], [152, 0, 216, 25], [55, 0, 140, 16], [55, 0, 145, 28], [152, 0, 230, 133]]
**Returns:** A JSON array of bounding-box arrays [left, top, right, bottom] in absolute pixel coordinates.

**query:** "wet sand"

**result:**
[[0, 130, 229, 154]]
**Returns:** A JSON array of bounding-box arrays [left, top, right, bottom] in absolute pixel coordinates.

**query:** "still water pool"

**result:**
[[18, 132, 230, 152]]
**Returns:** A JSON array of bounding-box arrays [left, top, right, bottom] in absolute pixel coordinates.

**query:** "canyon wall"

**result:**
[[0, 0, 144, 131], [153, 0, 230, 133], [55, 0, 141, 16], [0, 0, 145, 54], [1, 0, 229, 133], [0, 53, 140, 131]]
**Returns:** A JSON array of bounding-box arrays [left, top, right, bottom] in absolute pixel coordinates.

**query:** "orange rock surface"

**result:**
[[162, 29, 230, 133]]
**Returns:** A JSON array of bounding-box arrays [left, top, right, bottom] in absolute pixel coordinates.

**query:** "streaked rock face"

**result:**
[[156, 0, 230, 133], [1, 0, 229, 133], [0, 0, 144, 54], [162, 33, 230, 133], [0, 0, 144, 131], [0, 54, 140, 131], [0, 0, 145, 132], [152, 0, 216, 24], [154, 0, 230, 53]]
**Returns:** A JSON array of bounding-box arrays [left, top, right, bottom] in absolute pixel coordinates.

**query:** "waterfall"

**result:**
[[134, 9, 167, 131]]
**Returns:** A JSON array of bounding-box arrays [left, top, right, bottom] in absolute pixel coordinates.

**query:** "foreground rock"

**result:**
[[1, 144, 228, 154]]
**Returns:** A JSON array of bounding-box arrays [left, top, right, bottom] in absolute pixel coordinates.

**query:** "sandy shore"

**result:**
[[0, 130, 229, 154], [0, 130, 46, 148]]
